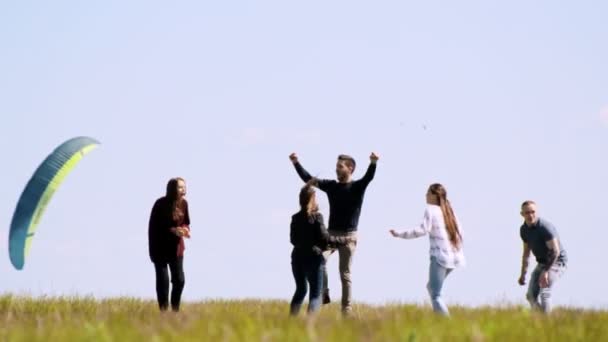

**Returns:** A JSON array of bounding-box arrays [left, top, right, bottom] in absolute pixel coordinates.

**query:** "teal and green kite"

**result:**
[[9, 136, 100, 270]]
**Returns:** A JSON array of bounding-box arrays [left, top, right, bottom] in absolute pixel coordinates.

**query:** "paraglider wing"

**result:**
[[9, 136, 100, 270]]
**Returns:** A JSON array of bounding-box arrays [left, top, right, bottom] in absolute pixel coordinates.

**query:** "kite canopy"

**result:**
[[9, 136, 100, 270]]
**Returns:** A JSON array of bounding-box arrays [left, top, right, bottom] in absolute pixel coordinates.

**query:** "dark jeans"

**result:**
[[290, 254, 325, 315], [153, 257, 185, 312]]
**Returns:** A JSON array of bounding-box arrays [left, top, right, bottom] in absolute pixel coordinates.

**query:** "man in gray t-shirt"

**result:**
[[518, 201, 567, 313]]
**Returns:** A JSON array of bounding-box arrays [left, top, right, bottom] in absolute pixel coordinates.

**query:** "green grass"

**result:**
[[0, 295, 605, 341]]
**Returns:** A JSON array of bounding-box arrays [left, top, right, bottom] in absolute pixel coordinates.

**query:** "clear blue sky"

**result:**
[[1, 1, 607, 308]]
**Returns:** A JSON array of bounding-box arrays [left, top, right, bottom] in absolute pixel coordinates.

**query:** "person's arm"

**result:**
[[290, 153, 332, 191], [290, 217, 298, 247], [181, 200, 191, 238], [518, 243, 531, 285], [536, 223, 560, 287], [148, 200, 158, 228], [290, 153, 313, 182], [183, 200, 190, 227], [538, 238, 560, 288], [148, 199, 162, 261], [359, 152, 379, 185], [389, 208, 431, 239], [148, 200, 164, 234], [543, 238, 560, 270], [293, 162, 313, 183]]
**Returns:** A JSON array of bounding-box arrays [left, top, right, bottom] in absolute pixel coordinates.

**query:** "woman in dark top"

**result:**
[[148, 177, 191, 312], [290, 182, 351, 315]]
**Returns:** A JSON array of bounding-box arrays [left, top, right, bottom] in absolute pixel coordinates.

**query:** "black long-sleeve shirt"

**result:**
[[290, 212, 350, 258], [293, 161, 376, 232]]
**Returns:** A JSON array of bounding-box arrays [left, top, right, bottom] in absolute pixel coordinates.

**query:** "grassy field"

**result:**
[[0, 296, 606, 341]]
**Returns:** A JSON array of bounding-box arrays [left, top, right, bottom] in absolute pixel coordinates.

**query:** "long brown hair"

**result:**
[[299, 184, 319, 218], [429, 183, 462, 248], [166, 177, 186, 222]]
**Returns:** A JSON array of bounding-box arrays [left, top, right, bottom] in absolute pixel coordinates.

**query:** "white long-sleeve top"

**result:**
[[394, 204, 465, 269]]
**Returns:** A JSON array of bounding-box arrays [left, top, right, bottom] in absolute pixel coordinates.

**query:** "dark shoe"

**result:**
[[322, 289, 331, 304], [290, 304, 302, 316]]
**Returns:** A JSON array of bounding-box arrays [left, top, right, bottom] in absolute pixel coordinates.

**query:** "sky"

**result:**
[[1, 1, 607, 309]]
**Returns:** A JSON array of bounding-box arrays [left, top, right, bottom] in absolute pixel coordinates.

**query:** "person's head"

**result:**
[[427, 183, 462, 248], [336, 154, 356, 182], [426, 184, 444, 205], [299, 184, 319, 217], [520, 200, 538, 225], [166, 177, 186, 221], [166, 177, 187, 201]]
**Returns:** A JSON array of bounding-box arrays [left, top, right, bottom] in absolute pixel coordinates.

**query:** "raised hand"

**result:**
[[370, 152, 379, 163], [289, 153, 299, 164]]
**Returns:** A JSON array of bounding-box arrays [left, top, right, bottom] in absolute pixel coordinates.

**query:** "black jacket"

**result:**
[[148, 197, 190, 263], [290, 211, 349, 258]]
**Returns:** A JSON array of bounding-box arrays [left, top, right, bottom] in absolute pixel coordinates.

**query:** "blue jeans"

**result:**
[[527, 263, 566, 313], [290, 254, 325, 315], [427, 256, 453, 316]]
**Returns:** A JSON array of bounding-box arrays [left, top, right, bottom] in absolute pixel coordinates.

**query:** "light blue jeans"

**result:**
[[427, 256, 453, 316], [527, 263, 566, 313]]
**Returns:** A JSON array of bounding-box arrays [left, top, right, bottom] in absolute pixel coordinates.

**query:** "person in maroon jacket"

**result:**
[[148, 177, 191, 312]]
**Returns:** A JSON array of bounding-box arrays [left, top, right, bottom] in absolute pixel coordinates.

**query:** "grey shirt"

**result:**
[[520, 218, 567, 266]]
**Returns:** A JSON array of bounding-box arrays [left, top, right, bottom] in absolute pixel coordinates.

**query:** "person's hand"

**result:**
[[179, 226, 191, 238], [289, 153, 299, 164], [370, 152, 379, 163], [518, 275, 526, 286], [539, 271, 550, 288], [170, 227, 181, 237], [389, 229, 400, 237]]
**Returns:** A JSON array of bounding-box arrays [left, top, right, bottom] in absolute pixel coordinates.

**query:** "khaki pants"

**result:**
[[322, 231, 357, 313]]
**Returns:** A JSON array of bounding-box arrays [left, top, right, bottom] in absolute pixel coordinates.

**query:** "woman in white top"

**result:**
[[389, 183, 464, 316]]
